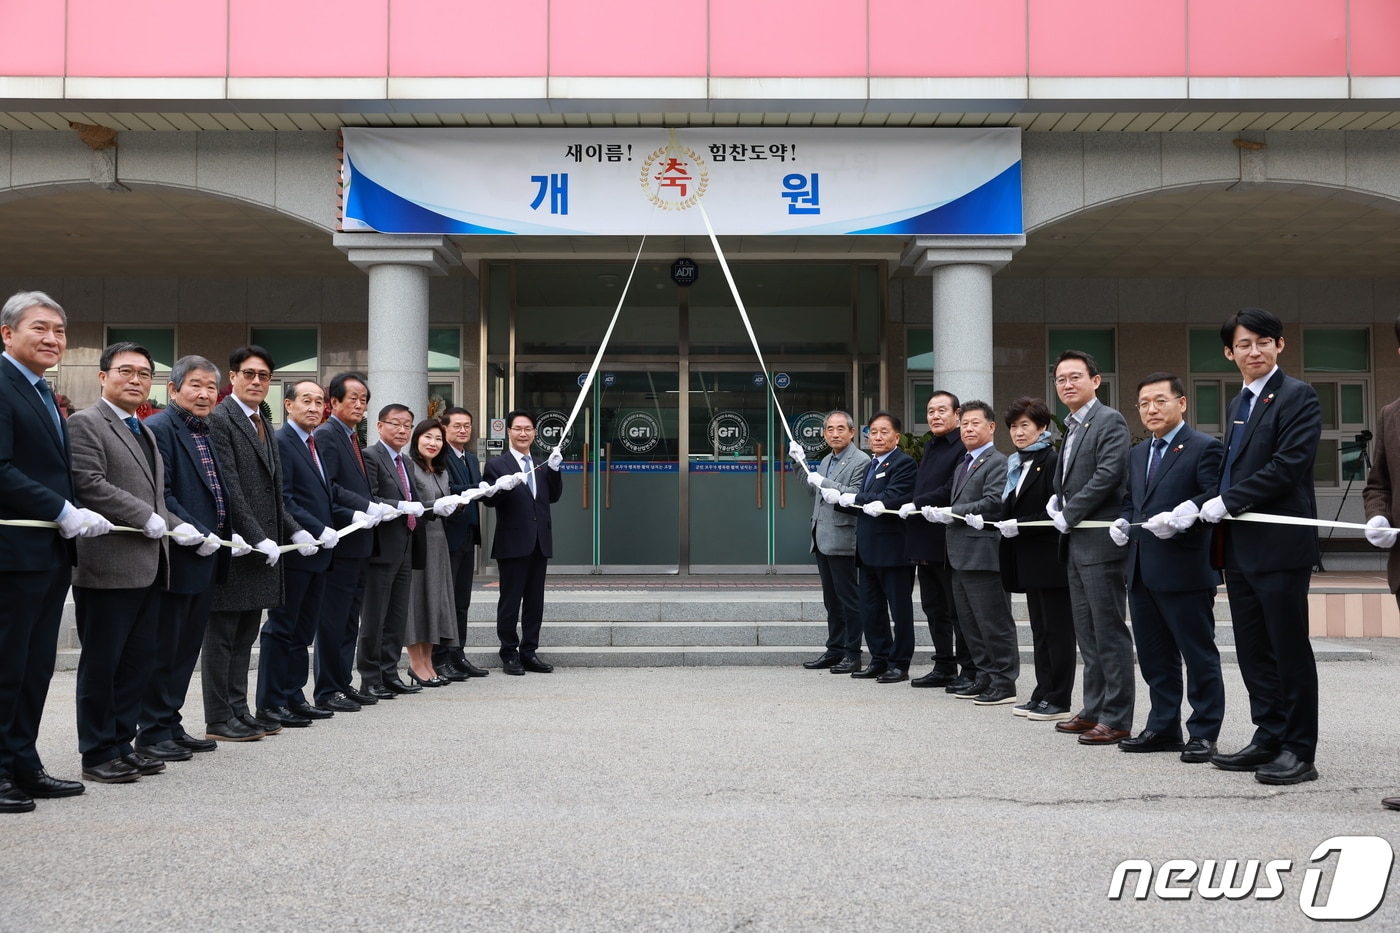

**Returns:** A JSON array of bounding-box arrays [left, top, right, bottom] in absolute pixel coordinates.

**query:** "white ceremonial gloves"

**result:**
[[1144, 512, 1178, 540], [318, 526, 340, 549], [1170, 500, 1200, 532], [788, 441, 806, 464], [927, 506, 955, 525], [837, 492, 857, 509], [1109, 518, 1130, 547], [230, 533, 253, 557], [496, 473, 523, 492], [862, 500, 886, 518], [477, 480, 497, 498], [432, 496, 460, 518], [142, 512, 168, 540], [196, 533, 221, 557], [998, 519, 1020, 539], [254, 538, 280, 567], [897, 502, 918, 519], [805, 471, 824, 490], [821, 487, 841, 505], [291, 529, 319, 558], [1046, 496, 1069, 534], [397, 500, 426, 518], [547, 447, 563, 471], [61, 506, 113, 539], [1365, 515, 1399, 549], [352, 510, 373, 529], [964, 513, 985, 531], [170, 522, 205, 547], [1200, 496, 1229, 524], [1047, 495, 1060, 514]]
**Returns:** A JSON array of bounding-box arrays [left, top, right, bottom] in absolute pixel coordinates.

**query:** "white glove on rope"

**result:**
[[897, 502, 918, 519], [1047, 496, 1069, 534], [477, 480, 497, 498], [196, 533, 221, 557], [837, 492, 857, 509], [1200, 496, 1229, 524], [821, 487, 841, 505], [964, 513, 985, 531], [1170, 499, 1201, 532], [79, 508, 113, 538], [170, 522, 204, 547], [1145, 512, 1178, 540], [368, 501, 396, 524], [929, 506, 956, 525], [432, 495, 460, 517], [318, 526, 340, 549], [998, 519, 1020, 539], [230, 533, 253, 557], [352, 510, 373, 529], [1365, 515, 1399, 549], [805, 471, 824, 490], [1047, 495, 1061, 514], [920, 505, 938, 523], [547, 447, 563, 471], [788, 441, 806, 464], [397, 500, 426, 518], [1109, 518, 1130, 547], [254, 538, 280, 567], [291, 529, 319, 558], [862, 500, 885, 518], [142, 512, 168, 540], [496, 473, 523, 492]]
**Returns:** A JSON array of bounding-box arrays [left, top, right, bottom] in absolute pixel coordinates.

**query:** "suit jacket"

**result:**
[[807, 445, 870, 558], [365, 440, 421, 567], [276, 423, 335, 574], [905, 431, 965, 562], [442, 446, 482, 552], [1363, 396, 1400, 592], [1119, 424, 1223, 592], [145, 406, 232, 595], [842, 449, 917, 567], [1053, 399, 1131, 566], [313, 417, 378, 561], [998, 446, 1067, 592], [482, 450, 564, 560], [67, 401, 171, 590], [209, 394, 300, 611], [1218, 367, 1321, 572], [0, 357, 74, 571], [945, 446, 1007, 573]]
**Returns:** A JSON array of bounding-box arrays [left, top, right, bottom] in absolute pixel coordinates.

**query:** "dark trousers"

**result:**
[[859, 563, 915, 668], [203, 608, 264, 724], [0, 564, 70, 778], [315, 555, 367, 704], [815, 548, 861, 659], [496, 546, 548, 659], [1067, 557, 1135, 731], [1025, 587, 1075, 708], [257, 567, 325, 710], [138, 587, 214, 745], [1127, 584, 1224, 740], [434, 544, 476, 668], [916, 561, 971, 675], [951, 569, 1018, 693], [359, 545, 412, 686], [73, 584, 161, 768], [1223, 566, 1318, 761]]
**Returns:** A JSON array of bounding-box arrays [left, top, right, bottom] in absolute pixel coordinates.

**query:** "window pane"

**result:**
[[1314, 438, 1339, 485], [690, 263, 852, 356], [1194, 382, 1221, 426], [1313, 381, 1339, 431], [250, 328, 317, 372], [1189, 328, 1236, 373], [907, 327, 932, 372], [1342, 437, 1368, 482], [1048, 329, 1115, 373], [1303, 329, 1369, 373], [516, 262, 678, 355], [1340, 383, 1366, 425], [428, 328, 460, 372], [107, 327, 174, 371]]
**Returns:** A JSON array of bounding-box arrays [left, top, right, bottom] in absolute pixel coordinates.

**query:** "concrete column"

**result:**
[[333, 234, 461, 442], [901, 235, 1024, 407]]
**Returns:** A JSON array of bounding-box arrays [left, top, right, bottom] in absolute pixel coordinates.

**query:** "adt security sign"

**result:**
[[773, 372, 791, 389], [578, 373, 588, 387], [751, 373, 766, 387], [671, 257, 698, 287]]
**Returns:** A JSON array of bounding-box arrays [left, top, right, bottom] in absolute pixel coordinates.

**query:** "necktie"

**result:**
[[522, 456, 536, 496], [250, 411, 265, 444], [394, 454, 417, 530], [957, 452, 974, 485], [865, 456, 881, 487], [35, 380, 62, 435], [348, 431, 367, 476], [307, 435, 324, 480], [124, 415, 143, 437], [1061, 417, 1081, 475], [1220, 389, 1254, 493], [1146, 438, 1166, 485]]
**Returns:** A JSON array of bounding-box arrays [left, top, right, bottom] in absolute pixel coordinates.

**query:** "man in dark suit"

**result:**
[[255, 380, 339, 728], [0, 291, 109, 812], [1049, 349, 1135, 747], [359, 404, 426, 695], [839, 411, 917, 683], [1111, 373, 1225, 764], [1197, 308, 1322, 786], [480, 409, 563, 675], [139, 355, 232, 758], [435, 407, 488, 679], [205, 346, 304, 742], [904, 391, 974, 689]]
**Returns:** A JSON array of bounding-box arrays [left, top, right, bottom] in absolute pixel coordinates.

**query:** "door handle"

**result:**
[[604, 442, 612, 509], [581, 442, 589, 509], [756, 443, 763, 509], [778, 451, 786, 510]]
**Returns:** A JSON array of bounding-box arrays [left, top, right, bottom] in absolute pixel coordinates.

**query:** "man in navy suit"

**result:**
[[1197, 308, 1322, 786], [140, 355, 233, 757], [0, 291, 110, 812], [255, 380, 340, 728], [840, 411, 917, 683], [435, 407, 487, 679], [1111, 373, 1225, 764], [480, 410, 563, 675]]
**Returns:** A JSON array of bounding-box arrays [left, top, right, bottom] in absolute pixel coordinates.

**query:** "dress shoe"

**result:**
[[1383, 797, 1400, 811], [0, 779, 36, 813], [439, 665, 469, 682], [316, 692, 361, 713], [384, 677, 422, 695], [849, 662, 888, 679], [1180, 738, 1217, 763], [1254, 751, 1319, 786], [1119, 730, 1185, 753], [522, 655, 554, 674], [830, 657, 861, 674], [82, 758, 141, 784], [206, 718, 263, 742], [342, 685, 379, 705], [1054, 715, 1098, 734], [135, 740, 195, 762], [256, 706, 312, 728], [953, 678, 990, 699], [1011, 700, 1038, 716], [973, 689, 1018, 706], [290, 701, 334, 720], [1210, 743, 1279, 772], [876, 667, 908, 684], [406, 669, 445, 687], [1026, 702, 1074, 723], [14, 769, 84, 799], [502, 656, 525, 675], [943, 677, 976, 695], [911, 669, 956, 688], [460, 658, 490, 678], [239, 711, 281, 735], [121, 752, 167, 775], [364, 684, 396, 700], [802, 650, 843, 670], [1078, 724, 1130, 746], [172, 733, 218, 753]]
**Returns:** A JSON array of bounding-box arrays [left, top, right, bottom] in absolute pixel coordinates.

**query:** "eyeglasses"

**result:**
[[237, 369, 272, 382], [1054, 372, 1091, 387], [108, 366, 153, 381], [379, 420, 414, 430], [1137, 396, 1185, 411], [509, 426, 535, 433], [1232, 338, 1277, 353]]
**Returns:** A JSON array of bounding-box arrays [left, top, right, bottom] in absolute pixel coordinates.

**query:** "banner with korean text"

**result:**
[[341, 127, 1021, 236]]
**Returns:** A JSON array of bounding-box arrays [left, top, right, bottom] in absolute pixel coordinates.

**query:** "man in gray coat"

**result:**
[[793, 411, 870, 673], [1048, 350, 1134, 746]]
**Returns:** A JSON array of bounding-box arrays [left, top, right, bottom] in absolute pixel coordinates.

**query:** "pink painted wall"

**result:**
[[229, 0, 388, 77], [1188, 0, 1346, 77], [709, 0, 867, 77], [67, 0, 226, 77], [1029, 0, 1186, 77], [869, 0, 1024, 78], [0, 0, 66, 76], [1350, 0, 1400, 76], [551, 0, 706, 76], [389, 0, 547, 77]]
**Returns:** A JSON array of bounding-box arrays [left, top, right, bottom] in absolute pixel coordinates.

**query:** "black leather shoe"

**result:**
[[1211, 743, 1279, 772], [1255, 751, 1319, 786], [943, 677, 976, 695], [850, 662, 888, 679], [406, 669, 445, 688], [876, 667, 908, 684], [239, 711, 281, 735], [120, 752, 166, 775], [206, 718, 263, 742], [1180, 737, 1217, 763], [460, 658, 490, 678], [1382, 797, 1400, 811], [364, 684, 396, 700], [316, 692, 361, 713], [384, 677, 422, 695], [289, 701, 334, 720], [1119, 730, 1185, 753], [172, 733, 218, 752], [14, 769, 84, 798], [830, 657, 861, 674], [439, 665, 469, 682], [954, 678, 990, 699], [135, 740, 195, 762], [82, 758, 140, 784], [0, 779, 36, 812], [343, 685, 378, 705], [973, 688, 1018, 706], [911, 669, 956, 688], [522, 654, 554, 674], [802, 651, 842, 670], [256, 706, 312, 728], [502, 656, 525, 675]]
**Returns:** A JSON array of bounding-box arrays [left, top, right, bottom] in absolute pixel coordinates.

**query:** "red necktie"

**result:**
[[307, 435, 323, 478], [394, 454, 417, 530], [349, 434, 367, 477]]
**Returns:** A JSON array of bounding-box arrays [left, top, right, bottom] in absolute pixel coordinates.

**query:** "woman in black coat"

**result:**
[[997, 397, 1077, 721]]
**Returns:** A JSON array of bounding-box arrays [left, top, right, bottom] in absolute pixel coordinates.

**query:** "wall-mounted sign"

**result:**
[[671, 257, 698, 287], [489, 417, 506, 440], [791, 411, 827, 455], [617, 410, 661, 454], [706, 410, 750, 454], [773, 372, 791, 389], [532, 409, 573, 456]]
